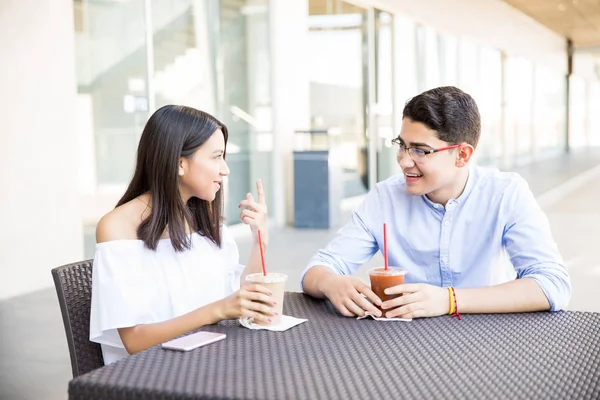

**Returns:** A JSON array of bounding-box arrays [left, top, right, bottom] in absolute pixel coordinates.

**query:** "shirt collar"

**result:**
[[421, 165, 476, 211]]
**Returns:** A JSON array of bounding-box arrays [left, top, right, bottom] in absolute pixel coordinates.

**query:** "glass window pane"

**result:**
[[569, 76, 587, 149], [308, 1, 368, 197], [74, 0, 149, 187], [476, 47, 503, 165], [534, 65, 566, 153], [151, 0, 215, 113], [589, 83, 600, 146], [395, 15, 418, 101], [211, 0, 272, 222], [74, 0, 272, 226], [505, 57, 534, 161], [439, 34, 458, 87], [457, 39, 480, 98], [375, 11, 396, 181], [423, 27, 441, 90]]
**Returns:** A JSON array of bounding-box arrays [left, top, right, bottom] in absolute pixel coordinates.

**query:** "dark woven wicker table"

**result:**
[[69, 292, 600, 400]]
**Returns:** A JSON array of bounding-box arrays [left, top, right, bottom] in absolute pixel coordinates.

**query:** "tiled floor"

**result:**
[[1, 149, 599, 400]]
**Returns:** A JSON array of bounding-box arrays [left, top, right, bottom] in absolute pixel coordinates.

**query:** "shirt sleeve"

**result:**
[[221, 224, 245, 294], [300, 185, 381, 290], [89, 241, 155, 348], [502, 177, 572, 311]]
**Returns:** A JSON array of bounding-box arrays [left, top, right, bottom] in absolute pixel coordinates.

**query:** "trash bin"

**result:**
[[293, 129, 342, 229]]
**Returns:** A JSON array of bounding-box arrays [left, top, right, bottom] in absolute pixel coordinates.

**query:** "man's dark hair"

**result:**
[[402, 86, 481, 148]]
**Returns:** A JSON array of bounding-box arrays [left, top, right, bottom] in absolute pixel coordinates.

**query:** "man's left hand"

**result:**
[[381, 283, 450, 319]]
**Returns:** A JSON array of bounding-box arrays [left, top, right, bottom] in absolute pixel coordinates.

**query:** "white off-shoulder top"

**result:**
[[89, 225, 244, 365]]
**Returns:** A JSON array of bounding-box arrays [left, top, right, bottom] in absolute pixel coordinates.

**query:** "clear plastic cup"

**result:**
[[245, 273, 287, 325]]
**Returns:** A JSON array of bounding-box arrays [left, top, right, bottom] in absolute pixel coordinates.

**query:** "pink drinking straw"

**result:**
[[257, 230, 267, 276], [383, 223, 389, 270]]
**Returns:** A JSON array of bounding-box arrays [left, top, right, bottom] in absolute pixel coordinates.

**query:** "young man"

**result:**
[[301, 86, 571, 319]]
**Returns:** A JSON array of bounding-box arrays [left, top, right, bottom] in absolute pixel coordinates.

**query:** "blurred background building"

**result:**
[[1, 1, 600, 397], [3, 0, 600, 301]]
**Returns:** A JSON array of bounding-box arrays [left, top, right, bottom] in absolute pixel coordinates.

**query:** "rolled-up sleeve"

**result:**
[[300, 187, 381, 291], [502, 178, 571, 311]]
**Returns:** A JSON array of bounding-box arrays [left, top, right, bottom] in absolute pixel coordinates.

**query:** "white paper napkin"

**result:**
[[239, 315, 308, 331], [357, 312, 412, 322]]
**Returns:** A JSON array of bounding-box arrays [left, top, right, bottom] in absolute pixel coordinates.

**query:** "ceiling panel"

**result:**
[[504, 0, 600, 48]]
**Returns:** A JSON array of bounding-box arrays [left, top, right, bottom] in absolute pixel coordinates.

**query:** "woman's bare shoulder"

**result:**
[[96, 199, 147, 244]]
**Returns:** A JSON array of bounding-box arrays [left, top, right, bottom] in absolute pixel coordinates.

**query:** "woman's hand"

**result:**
[[216, 283, 277, 324], [239, 179, 268, 246]]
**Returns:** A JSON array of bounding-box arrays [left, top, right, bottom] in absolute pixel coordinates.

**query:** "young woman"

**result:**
[[90, 105, 276, 364]]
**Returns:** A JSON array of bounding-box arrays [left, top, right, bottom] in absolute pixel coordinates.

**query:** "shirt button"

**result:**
[[444, 221, 450, 227], [441, 256, 448, 263]]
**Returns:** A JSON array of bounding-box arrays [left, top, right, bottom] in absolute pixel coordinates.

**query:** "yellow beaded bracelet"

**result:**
[[448, 287, 455, 315]]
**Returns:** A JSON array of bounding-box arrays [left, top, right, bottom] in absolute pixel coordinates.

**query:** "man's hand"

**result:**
[[321, 274, 383, 317], [381, 283, 450, 319]]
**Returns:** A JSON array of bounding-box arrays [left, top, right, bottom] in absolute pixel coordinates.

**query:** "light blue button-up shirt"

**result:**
[[302, 166, 571, 311]]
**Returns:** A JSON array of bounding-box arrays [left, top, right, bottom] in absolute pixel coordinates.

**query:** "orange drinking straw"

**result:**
[[383, 223, 389, 270], [257, 230, 267, 276]]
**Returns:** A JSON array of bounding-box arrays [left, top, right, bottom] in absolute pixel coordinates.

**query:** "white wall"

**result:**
[[0, 0, 83, 300]]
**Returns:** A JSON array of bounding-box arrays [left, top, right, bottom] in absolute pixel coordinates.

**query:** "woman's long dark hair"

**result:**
[[117, 105, 228, 251]]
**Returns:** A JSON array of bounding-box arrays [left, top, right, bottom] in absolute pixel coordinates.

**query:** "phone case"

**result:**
[[161, 331, 226, 351]]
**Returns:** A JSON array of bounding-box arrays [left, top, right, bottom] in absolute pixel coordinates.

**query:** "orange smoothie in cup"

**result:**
[[369, 267, 407, 317]]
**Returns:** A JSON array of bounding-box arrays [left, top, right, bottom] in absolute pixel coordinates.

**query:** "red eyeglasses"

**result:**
[[391, 138, 460, 163]]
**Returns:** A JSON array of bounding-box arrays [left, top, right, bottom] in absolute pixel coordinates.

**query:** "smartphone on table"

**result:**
[[161, 331, 226, 351]]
